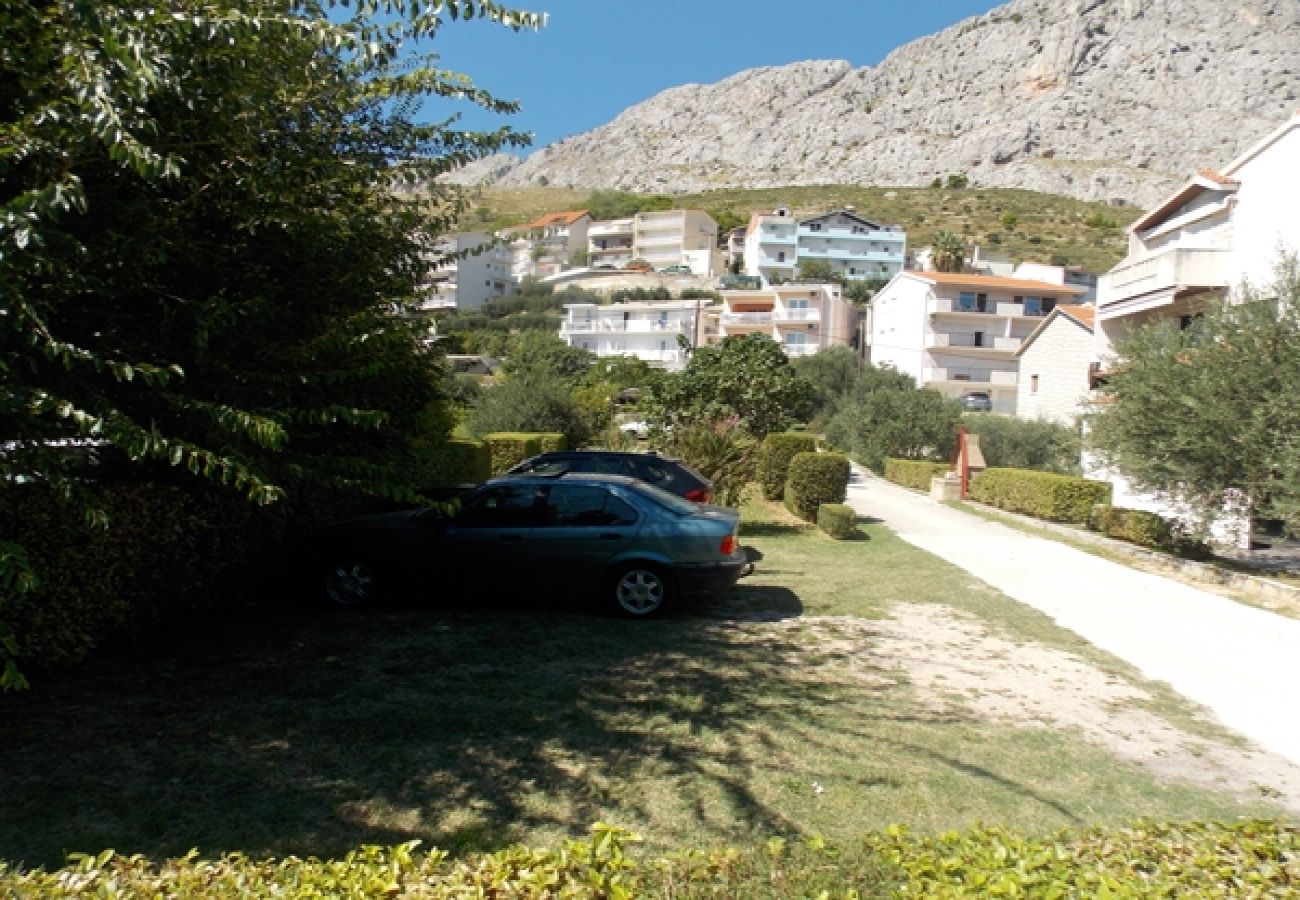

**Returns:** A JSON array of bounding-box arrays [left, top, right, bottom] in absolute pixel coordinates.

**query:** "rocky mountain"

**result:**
[[466, 0, 1299, 207]]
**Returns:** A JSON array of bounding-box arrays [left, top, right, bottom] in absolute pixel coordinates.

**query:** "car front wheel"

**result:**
[[609, 563, 672, 617], [324, 555, 378, 607]]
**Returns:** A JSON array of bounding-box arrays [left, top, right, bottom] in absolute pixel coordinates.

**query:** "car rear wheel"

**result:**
[[324, 555, 378, 607], [609, 563, 672, 617]]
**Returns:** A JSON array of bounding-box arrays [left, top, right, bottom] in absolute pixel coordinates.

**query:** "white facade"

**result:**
[[1014, 306, 1096, 425], [422, 231, 513, 312], [587, 218, 634, 269], [634, 209, 720, 274], [714, 282, 855, 357], [1096, 113, 1300, 354], [509, 210, 591, 280], [743, 206, 906, 284], [870, 267, 1087, 415], [557, 300, 715, 371]]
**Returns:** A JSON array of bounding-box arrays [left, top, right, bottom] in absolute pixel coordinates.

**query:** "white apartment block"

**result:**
[[558, 299, 716, 372], [714, 282, 856, 358], [1015, 305, 1096, 425], [1095, 112, 1300, 355], [634, 209, 720, 274], [507, 210, 591, 280], [587, 218, 635, 269], [743, 207, 906, 284], [421, 231, 513, 313], [870, 267, 1087, 415]]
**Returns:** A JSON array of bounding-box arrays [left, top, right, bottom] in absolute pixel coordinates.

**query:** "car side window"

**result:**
[[457, 484, 546, 527], [632, 458, 672, 485], [582, 456, 627, 475], [542, 485, 638, 527]]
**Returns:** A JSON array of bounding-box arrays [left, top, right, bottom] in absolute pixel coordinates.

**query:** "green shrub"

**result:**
[[484, 433, 544, 475], [536, 432, 566, 453], [817, 503, 858, 539], [757, 432, 819, 500], [884, 458, 950, 491], [657, 421, 756, 507], [1096, 505, 1171, 549], [969, 467, 1112, 523], [784, 451, 851, 521], [426, 439, 490, 486], [962, 414, 1081, 475]]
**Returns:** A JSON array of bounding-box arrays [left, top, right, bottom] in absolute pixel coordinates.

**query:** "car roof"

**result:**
[[488, 471, 642, 487]]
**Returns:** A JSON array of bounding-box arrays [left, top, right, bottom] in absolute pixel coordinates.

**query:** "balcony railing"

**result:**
[[782, 343, 819, 357], [759, 229, 797, 243], [927, 333, 1022, 352], [923, 367, 1018, 387], [797, 225, 905, 241], [773, 308, 821, 323], [562, 320, 689, 334], [930, 298, 1049, 318], [1097, 248, 1231, 308], [720, 312, 774, 325]]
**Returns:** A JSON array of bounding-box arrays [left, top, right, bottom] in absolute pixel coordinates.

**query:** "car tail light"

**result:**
[[686, 487, 711, 503], [719, 534, 737, 556]]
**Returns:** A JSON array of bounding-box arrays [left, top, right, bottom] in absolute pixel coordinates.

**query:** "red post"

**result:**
[[955, 426, 969, 500]]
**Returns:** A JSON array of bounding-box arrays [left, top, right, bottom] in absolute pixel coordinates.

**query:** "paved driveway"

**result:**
[[845, 471, 1300, 767]]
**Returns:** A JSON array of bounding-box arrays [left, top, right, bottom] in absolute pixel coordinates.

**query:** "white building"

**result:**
[[1088, 112, 1300, 547], [742, 206, 906, 284], [587, 218, 635, 269], [714, 282, 856, 358], [583, 210, 722, 275], [557, 299, 716, 371], [869, 267, 1088, 414], [1014, 305, 1096, 425], [1096, 112, 1300, 355], [420, 231, 513, 313], [508, 210, 592, 280]]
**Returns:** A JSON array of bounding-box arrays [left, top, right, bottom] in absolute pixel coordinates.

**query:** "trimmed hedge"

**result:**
[[969, 467, 1112, 524], [536, 432, 566, 453], [4, 821, 1297, 897], [757, 432, 819, 500], [817, 503, 858, 539], [884, 458, 950, 492], [1095, 505, 1171, 549], [426, 439, 491, 487], [483, 433, 544, 475], [784, 451, 851, 522]]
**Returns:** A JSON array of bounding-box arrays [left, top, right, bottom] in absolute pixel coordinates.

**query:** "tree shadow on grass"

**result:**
[[0, 582, 1093, 869]]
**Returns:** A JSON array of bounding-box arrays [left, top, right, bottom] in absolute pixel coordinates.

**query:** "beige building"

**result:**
[[714, 282, 855, 358], [1014, 305, 1096, 425]]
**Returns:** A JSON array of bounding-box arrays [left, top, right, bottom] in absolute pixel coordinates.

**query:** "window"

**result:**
[[1023, 296, 1043, 315], [956, 292, 977, 311], [809, 223, 822, 232], [541, 485, 636, 527], [456, 485, 544, 528], [1030, 374, 1039, 394], [777, 251, 786, 262]]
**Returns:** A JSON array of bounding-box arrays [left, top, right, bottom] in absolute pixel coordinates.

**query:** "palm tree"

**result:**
[[931, 230, 968, 273]]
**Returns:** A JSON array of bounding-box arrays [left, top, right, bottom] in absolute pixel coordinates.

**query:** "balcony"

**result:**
[[759, 228, 797, 243], [930, 298, 1049, 318], [1097, 248, 1231, 312], [797, 224, 905, 242], [926, 333, 1022, 352], [922, 367, 1018, 387], [562, 320, 689, 335], [782, 343, 819, 357], [721, 312, 774, 326], [773, 308, 821, 324]]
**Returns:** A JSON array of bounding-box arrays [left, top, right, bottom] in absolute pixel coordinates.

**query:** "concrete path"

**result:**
[[845, 470, 1300, 768]]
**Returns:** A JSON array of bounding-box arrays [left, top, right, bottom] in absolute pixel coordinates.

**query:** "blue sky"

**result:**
[[427, 1, 1005, 150]]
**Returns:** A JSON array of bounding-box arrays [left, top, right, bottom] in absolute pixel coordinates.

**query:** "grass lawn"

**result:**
[[0, 496, 1288, 872]]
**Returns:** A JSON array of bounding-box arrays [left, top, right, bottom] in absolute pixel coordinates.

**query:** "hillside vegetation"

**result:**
[[459, 184, 1139, 274]]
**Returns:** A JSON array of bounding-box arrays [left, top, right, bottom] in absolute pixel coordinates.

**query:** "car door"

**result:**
[[443, 483, 546, 594], [528, 484, 642, 593]]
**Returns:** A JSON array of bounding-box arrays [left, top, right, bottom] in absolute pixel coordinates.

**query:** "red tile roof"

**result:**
[[524, 210, 590, 228], [909, 270, 1089, 295], [1058, 304, 1096, 327], [1195, 169, 1241, 187]]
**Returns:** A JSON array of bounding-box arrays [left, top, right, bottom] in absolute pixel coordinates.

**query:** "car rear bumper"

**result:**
[[671, 558, 752, 596]]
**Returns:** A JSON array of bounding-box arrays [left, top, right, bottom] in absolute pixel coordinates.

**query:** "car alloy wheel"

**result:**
[[325, 557, 376, 607], [611, 564, 670, 617]]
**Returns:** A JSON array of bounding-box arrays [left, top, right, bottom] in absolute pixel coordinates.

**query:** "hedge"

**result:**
[[757, 432, 819, 500], [884, 458, 950, 492], [784, 451, 851, 522], [536, 432, 566, 453], [817, 503, 858, 539], [1094, 505, 1171, 549], [483, 433, 544, 475], [969, 467, 1112, 524], [426, 439, 491, 487], [3, 820, 1296, 897]]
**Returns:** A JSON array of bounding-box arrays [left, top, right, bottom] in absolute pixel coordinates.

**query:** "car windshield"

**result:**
[[627, 480, 700, 515]]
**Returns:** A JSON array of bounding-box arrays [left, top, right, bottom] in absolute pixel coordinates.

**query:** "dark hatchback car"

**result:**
[[506, 451, 713, 503], [317, 472, 749, 617]]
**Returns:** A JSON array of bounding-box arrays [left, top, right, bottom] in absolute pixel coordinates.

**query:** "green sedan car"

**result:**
[[316, 472, 751, 617]]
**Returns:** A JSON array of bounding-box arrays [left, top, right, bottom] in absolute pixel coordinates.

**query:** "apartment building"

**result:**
[[583, 210, 720, 274], [557, 299, 716, 372], [587, 218, 635, 269], [742, 206, 906, 284], [870, 267, 1088, 414], [507, 210, 591, 280], [714, 282, 856, 358]]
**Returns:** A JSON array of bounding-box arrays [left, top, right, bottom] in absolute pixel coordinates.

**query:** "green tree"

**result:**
[[646, 335, 814, 439], [825, 387, 960, 473], [962, 415, 1080, 475], [1088, 257, 1300, 536], [796, 259, 845, 284], [930, 230, 970, 273], [467, 375, 591, 449], [791, 346, 863, 419], [502, 331, 594, 381], [0, 0, 542, 684]]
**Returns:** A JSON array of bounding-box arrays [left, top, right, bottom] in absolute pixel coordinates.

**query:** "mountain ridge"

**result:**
[[449, 0, 1299, 207]]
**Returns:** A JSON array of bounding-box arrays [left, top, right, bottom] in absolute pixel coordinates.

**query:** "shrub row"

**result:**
[[757, 432, 818, 500], [433, 432, 566, 483], [4, 820, 1296, 897], [1090, 505, 1214, 560], [969, 467, 1112, 523], [884, 458, 951, 492], [817, 503, 858, 539], [784, 451, 851, 522]]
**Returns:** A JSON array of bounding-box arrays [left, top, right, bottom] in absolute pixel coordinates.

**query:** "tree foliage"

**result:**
[[963, 415, 1081, 475], [1088, 257, 1300, 535], [825, 384, 960, 473], [646, 335, 814, 439], [0, 0, 543, 683]]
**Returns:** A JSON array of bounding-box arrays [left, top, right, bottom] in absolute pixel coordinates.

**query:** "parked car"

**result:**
[[316, 473, 750, 615], [961, 391, 993, 411], [506, 450, 712, 503], [659, 264, 692, 274]]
